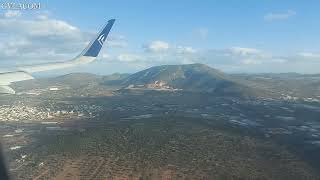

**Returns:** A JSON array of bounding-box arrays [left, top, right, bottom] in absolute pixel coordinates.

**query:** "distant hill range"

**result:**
[[11, 63, 268, 97], [13, 63, 320, 98]]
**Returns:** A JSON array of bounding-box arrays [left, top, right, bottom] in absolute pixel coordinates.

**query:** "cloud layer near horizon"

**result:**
[[264, 10, 296, 21], [0, 10, 319, 74]]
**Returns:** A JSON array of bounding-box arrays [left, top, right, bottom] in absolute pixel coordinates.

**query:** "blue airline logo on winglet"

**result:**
[[97, 34, 107, 46]]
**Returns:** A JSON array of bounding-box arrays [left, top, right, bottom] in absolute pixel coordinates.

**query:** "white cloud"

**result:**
[[193, 27, 209, 39], [186, 47, 297, 72], [108, 43, 289, 72], [229, 47, 262, 56], [4, 10, 21, 18], [177, 46, 197, 54], [36, 14, 48, 20], [0, 17, 83, 62], [264, 10, 296, 21], [0, 12, 126, 63], [101, 53, 111, 59], [270, 58, 288, 63], [298, 52, 320, 58], [242, 59, 262, 65], [144, 40, 169, 52], [97, 43, 320, 74], [107, 35, 128, 48], [117, 53, 141, 62], [107, 42, 199, 68], [0, 17, 80, 37]]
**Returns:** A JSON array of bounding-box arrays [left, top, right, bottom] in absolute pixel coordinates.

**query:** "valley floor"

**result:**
[[1, 91, 320, 179]]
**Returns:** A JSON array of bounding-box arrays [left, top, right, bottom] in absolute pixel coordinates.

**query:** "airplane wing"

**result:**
[[0, 19, 115, 94]]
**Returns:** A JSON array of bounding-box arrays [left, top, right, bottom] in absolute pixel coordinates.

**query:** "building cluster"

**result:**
[[0, 104, 49, 122], [0, 103, 103, 122], [280, 94, 320, 102], [126, 81, 182, 91]]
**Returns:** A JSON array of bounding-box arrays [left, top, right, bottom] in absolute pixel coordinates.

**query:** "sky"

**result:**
[[0, 0, 320, 75]]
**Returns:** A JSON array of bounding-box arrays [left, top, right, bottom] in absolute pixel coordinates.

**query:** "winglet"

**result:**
[[82, 19, 115, 57]]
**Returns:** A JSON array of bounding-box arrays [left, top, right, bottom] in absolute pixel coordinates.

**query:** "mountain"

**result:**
[[119, 63, 260, 97], [102, 73, 130, 81], [54, 73, 130, 85], [102, 73, 130, 86], [12, 64, 266, 97], [54, 73, 101, 82]]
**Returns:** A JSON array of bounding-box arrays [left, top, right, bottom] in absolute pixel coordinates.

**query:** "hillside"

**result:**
[[120, 63, 261, 97]]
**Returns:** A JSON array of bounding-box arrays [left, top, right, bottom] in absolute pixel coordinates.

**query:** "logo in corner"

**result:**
[[97, 34, 107, 46]]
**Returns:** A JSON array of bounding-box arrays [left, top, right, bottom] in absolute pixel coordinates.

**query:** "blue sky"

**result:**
[[1, 0, 320, 74]]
